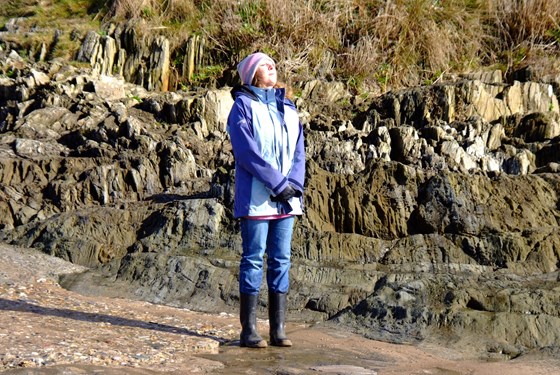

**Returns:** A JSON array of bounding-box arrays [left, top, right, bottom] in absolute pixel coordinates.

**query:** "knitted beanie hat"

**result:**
[[237, 52, 274, 85]]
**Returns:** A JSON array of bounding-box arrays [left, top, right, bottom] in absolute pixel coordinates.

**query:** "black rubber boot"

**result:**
[[268, 292, 292, 347], [239, 293, 267, 348]]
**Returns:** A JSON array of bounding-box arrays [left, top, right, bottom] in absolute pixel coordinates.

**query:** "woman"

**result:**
[[226, 52, 305, 348]]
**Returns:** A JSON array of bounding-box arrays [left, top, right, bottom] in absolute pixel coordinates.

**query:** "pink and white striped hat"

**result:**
[[237, 52, 275, 85]]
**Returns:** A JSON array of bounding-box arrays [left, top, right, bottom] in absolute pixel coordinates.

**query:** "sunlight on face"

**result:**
[[253, 60, 277, 88]]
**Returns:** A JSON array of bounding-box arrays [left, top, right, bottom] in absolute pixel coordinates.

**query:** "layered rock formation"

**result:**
[[1, 43, 560, 359]]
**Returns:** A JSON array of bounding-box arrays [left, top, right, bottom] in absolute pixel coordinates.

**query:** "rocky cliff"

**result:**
[[1, 38, 560, 360]]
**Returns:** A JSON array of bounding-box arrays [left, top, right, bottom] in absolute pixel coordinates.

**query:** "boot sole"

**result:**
[[240, 340, 268, 348], [270, 339, 292, 347]]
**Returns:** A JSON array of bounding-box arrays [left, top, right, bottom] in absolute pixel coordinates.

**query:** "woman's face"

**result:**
[[253, 60, 277, 88]]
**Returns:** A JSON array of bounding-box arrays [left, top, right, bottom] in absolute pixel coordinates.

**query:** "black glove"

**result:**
[[270, 184, 296, 202]]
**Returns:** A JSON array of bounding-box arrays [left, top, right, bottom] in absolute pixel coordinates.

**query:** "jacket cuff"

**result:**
[[288, 178, 304, 192], [271, 177, 289, 196]]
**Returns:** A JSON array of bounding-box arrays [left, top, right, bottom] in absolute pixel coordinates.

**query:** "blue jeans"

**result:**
[[239, 216, 295, 295]]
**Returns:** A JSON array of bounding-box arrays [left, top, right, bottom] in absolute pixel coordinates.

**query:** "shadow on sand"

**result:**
[[0, 297, 227, 344]]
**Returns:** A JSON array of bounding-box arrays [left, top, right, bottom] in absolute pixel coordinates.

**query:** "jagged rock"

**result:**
[[365, 79, 559, 130], [388, 126, 426, 164], [77, 23, 171, 92], [440, 139, 478, 172], [307, 131, 366, 174], [90, 75, 126, 100], [28, 69, 50, 86], [301, 80, 350, 104], [486, 122, 505, 150], [334, 269, 560, 353], [192, 88, 234, 138], [509, 112, 560, 142], [182, 34, 205, 83], [13, 138, 70, 158], [461, 69, 503, 84]]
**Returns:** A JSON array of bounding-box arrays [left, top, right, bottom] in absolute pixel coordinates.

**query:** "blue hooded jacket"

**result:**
[[226, 85, 305, 218]]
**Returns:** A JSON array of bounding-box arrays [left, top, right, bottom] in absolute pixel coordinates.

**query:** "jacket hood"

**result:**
[[230, 84, 287, 103], [230, 85, 258, 101]]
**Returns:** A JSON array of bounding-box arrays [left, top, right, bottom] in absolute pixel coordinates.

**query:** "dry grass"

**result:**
[[489, 0, 560, 48], [339, 0, 489, 88], [2, 0, 560, 92], [152, 0, 559, 90], [0, 0, 101, 62], [107, 0, 198, 24], [193, 0, 490, 88], [0, 0, 38, 18], [485, 0, 560, 76]]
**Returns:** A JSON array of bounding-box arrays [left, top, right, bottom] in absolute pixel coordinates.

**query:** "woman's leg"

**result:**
[[238, 218, 269, 348], [266, 216, 294, 347], [240, 218, 269, 294], [265, 216, 294, 293]]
